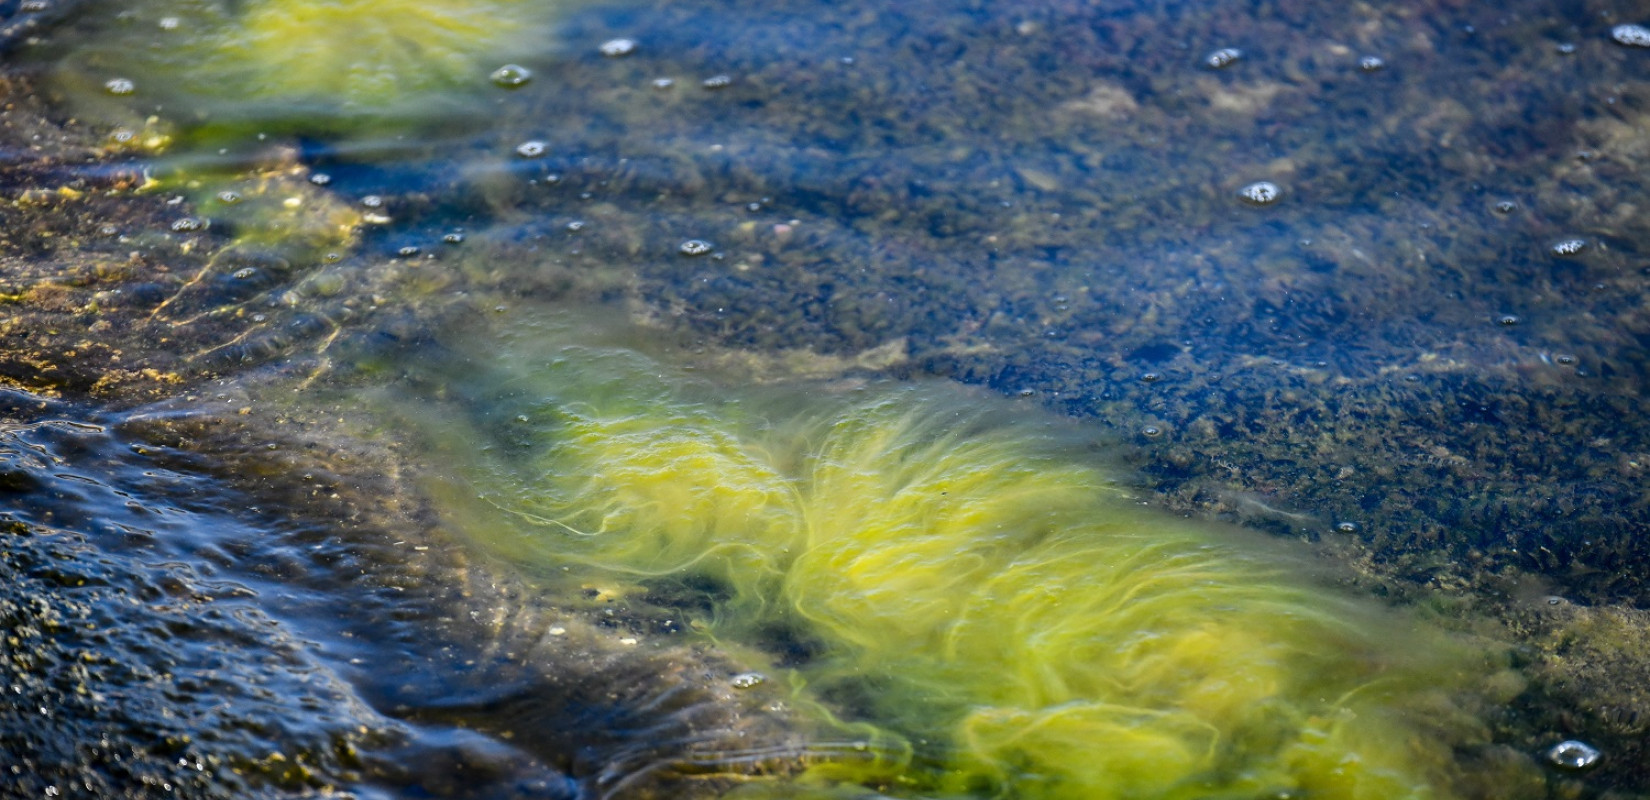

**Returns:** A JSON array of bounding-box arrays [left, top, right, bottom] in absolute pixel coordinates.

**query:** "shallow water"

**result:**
[[4, 0, 1650, 796]]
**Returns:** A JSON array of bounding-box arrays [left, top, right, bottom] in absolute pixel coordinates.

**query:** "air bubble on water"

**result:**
[[702, 75, 732, 89], [361, 195, 384, 208], [490, 64, 533, 88], [730, 672, 765, 689], [1497, 314, 1522, 326], [1358, 55, 1386, 71], [1205, 47, 1242, 69], [109, 129, 135, 144], [1239, 181, 1281, 205], [1612, 24, 1650, 47], [1550, 238, 1588, 257], [216, 191, 241, 204], [104, 78, 136, 96], [679, 239, 713, 256], [232, 267, 257, 279], [653, 77, 675, 90], [170, 217, 203, 232], [1493, 200, 1517, 214], [309, 173, 332, 186], [516, 140, 547, 158], [158, 16, 180, 30], [600, 38, 637, 57], [397, 246, 420, 257], [1545, 740, 1601, 770], [1334, 521, 1360, 534], [566, 221, 585, 232], [442, 232, 465, 244]]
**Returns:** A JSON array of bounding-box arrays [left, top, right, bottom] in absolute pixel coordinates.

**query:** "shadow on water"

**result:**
[[4, 0, 1650, 795]]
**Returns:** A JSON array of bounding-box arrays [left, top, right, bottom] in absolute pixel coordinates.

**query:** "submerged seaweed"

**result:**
[[34, 0, 562, 144], [383, 316, 1527, 799]]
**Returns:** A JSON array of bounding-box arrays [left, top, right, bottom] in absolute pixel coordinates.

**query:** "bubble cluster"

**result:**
[[1550, 238, 1588, 257], [730, 672, 766, 689], [702, 75, 733, 90], [1205, 48, 1243, 69], [104, 78, 136, 96], [1545, 740, 1601, 770], [489, 64, 533, 88], [170, 217, 204, 232], [1239, 181, 1281, 205], [1612, 24, 1650, 47]]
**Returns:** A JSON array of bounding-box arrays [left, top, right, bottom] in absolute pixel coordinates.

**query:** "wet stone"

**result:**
[[1546, 740, 1602, 770], [1612, 24, 1650, 47]]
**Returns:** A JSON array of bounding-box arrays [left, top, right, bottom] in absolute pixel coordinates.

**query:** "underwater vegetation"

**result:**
[[389, 318, 1520, 800], [38, 0, 559, 140]]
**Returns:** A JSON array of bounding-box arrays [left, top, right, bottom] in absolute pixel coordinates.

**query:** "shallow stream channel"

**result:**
[[3, 0, 1650, 797]]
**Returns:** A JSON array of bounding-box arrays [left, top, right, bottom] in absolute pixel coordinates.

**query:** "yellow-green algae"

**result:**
[[45, 0, 558, 138], [397, 320, 1512, 800]]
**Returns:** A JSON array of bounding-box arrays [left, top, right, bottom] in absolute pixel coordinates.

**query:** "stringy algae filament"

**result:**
[[381, 315, 1508, 800]]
